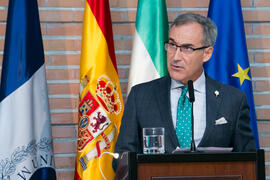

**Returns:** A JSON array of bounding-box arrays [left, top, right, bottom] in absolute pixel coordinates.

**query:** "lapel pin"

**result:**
[[214, 90, 219, 97]]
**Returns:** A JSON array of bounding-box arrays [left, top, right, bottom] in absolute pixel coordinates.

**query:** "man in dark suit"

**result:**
[[113, 13, 256, 170]]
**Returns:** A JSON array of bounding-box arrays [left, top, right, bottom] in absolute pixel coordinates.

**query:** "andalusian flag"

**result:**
[[128, 0, 169, 92], [74, 0, 124, 180]]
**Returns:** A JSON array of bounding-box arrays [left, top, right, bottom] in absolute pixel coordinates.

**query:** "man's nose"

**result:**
[[173, 47, 184, 60]]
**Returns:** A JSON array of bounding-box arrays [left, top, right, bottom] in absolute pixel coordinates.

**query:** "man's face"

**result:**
[[167, 22, 213, 85]]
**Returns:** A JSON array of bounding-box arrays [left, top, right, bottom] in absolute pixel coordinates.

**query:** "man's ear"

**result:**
[[203, 46, 213, 63]]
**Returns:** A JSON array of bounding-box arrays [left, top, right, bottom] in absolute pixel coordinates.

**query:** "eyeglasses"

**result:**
[[164, 42, 210, 55]]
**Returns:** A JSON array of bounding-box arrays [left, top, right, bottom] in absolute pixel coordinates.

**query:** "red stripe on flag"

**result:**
[[74, 163, 82, 180], [87, 0, 118, 73]]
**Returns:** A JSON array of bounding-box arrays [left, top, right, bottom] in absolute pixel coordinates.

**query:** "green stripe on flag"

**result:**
[[136, 0, 168, 76]]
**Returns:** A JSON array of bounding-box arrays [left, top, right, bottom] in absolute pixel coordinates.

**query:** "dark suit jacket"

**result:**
[[113, 74, 256, 169]]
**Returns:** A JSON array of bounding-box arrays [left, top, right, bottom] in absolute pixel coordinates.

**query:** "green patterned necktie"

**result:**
[[175, 86, 191, 148]]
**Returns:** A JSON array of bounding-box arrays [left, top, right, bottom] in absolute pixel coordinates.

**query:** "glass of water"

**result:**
[[143, 127, 165, 154]]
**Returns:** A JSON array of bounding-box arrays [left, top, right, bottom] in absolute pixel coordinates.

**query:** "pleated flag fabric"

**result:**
[[205, 0, 260, 148], [0, 0, 56, 179], [74, 0, 124, 179], [127, 0, 169, 93]]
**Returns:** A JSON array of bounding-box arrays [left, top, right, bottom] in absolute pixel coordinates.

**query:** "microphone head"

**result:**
[[188, 80, 195, 102]]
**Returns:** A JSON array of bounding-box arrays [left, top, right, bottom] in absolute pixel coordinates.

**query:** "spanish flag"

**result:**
[[74, 0, 124, 179]]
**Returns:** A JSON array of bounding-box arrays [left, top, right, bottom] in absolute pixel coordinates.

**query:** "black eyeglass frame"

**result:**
[[164, 42, 210, 53]]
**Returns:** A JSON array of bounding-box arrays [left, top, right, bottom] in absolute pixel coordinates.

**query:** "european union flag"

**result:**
[[204, 0, 260, 148]]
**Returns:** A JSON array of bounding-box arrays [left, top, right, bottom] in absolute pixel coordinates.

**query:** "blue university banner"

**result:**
[[0, 0, 56, 179], [204, 0, 260, 148]]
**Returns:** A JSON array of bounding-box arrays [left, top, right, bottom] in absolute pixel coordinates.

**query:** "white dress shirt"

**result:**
[[170, 72, 206, 147]]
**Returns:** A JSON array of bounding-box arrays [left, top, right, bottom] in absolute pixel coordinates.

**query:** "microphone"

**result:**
[[188, 80, 195, 103], [99, 152, 119, 180], [188, 80, 196, 152]]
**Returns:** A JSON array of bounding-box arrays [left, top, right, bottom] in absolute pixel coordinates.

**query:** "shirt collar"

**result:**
[[170, 70, 206, 93]]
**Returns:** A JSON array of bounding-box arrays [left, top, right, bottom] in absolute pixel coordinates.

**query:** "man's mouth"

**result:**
[[170, 63, 185, 70]]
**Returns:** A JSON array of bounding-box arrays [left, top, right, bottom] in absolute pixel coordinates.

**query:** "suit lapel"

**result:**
[[153, 75, 224, 149], [199, 75, 223, 146], [154, 76, 179, 150]]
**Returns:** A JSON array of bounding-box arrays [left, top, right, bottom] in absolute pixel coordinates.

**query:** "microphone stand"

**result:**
[[188, 80, 197, 152], [190, 102, 196, 152]]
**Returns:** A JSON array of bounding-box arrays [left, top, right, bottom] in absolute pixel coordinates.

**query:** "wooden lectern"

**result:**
[[115, 150, 265, 180]]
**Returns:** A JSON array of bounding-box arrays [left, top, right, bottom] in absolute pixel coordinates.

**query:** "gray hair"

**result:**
[[171, 13, 217, 46]]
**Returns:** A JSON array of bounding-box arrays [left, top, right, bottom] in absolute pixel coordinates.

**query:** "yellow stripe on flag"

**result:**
[[75, 1, 124, 179]]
